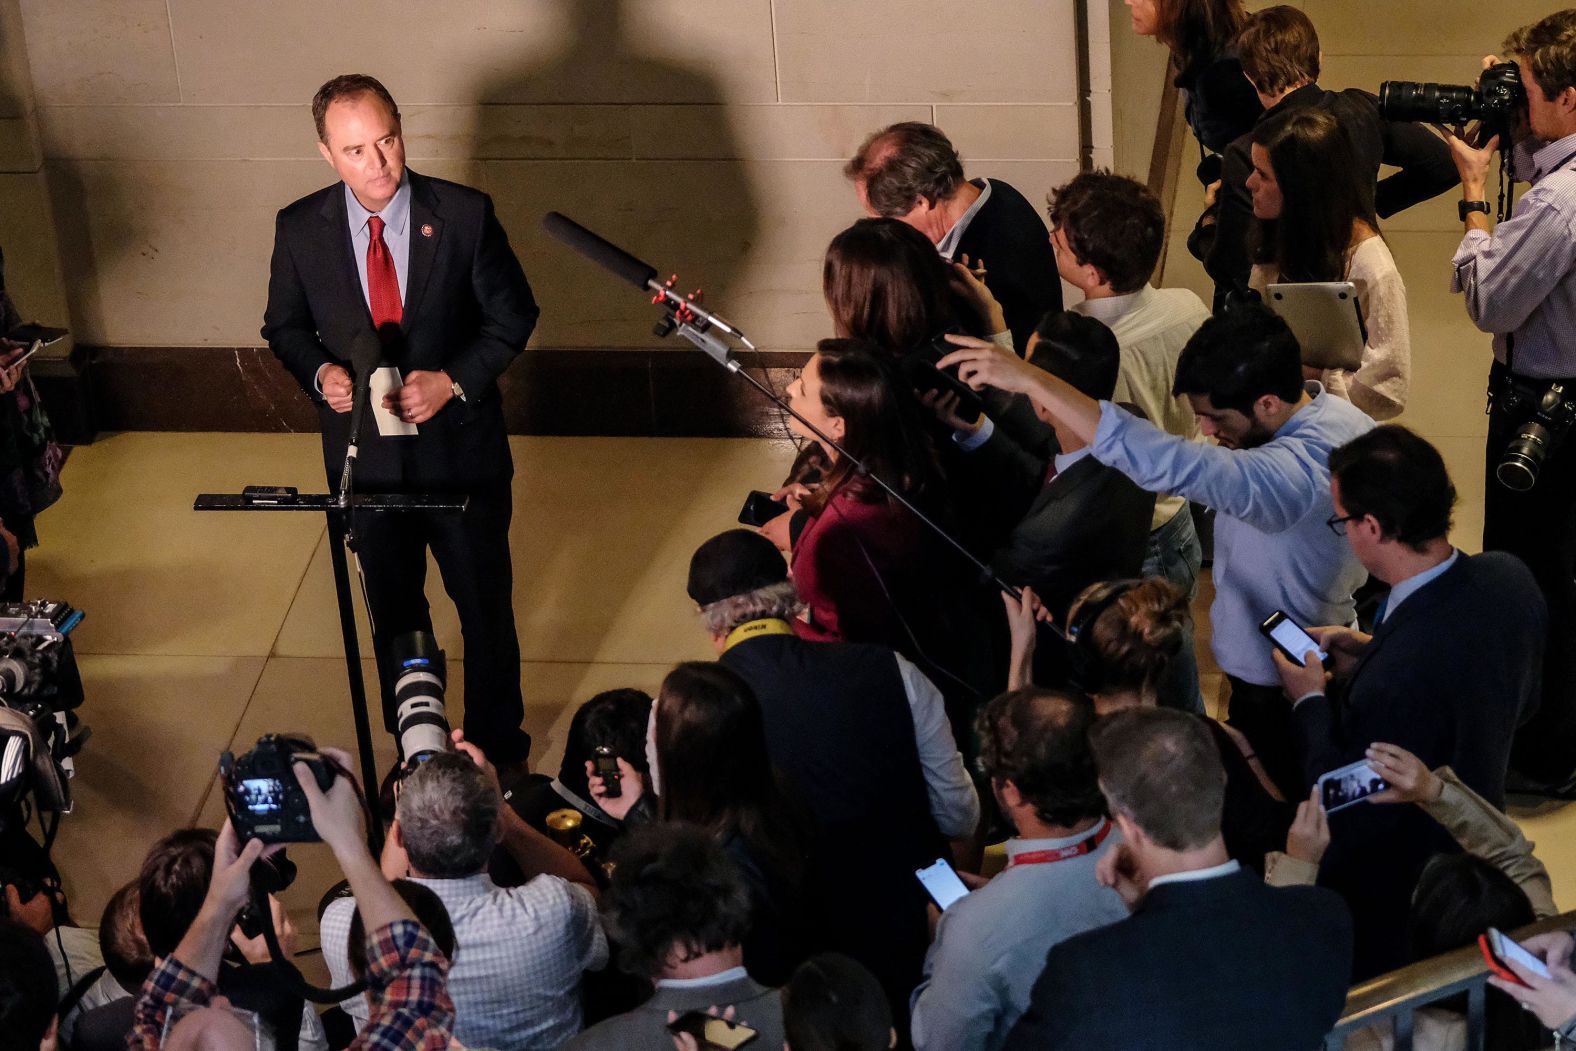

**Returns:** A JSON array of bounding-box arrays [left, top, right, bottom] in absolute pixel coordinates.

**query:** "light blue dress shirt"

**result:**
[[911, 822, 1129, 1051], [344, 175, 411, 307], [1092, 382, 1375, 685]]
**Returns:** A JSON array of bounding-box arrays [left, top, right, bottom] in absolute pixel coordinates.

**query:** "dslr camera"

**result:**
[[220, 734, 337, 844], [1495, 379, 1576, 491], [1380, 62, 1525, 148], [390, 630, 450, 768], [0, 600, 89, 827]]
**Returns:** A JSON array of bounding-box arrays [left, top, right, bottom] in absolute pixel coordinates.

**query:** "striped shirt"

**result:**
[[1452, 130, 1576, 379]]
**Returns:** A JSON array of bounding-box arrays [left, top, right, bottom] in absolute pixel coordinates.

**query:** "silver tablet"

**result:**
[[1265, 281, 1366, 372]]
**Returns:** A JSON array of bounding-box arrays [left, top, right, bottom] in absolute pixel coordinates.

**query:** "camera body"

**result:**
[[220, 734, 337, 844], [1497, 380, 1576, 491], [1379, 62, 1525, 148], [0, 600, 88, 826]]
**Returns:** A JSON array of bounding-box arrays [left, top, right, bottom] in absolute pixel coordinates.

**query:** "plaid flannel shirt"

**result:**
[[130, 919, 459, 1051]]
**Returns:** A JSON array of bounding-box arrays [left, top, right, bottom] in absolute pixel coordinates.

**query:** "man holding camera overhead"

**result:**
[[1441, 9, 1576, 790]]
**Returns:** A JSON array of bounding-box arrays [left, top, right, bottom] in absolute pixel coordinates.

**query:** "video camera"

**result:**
[[0, 600, 88, 828]]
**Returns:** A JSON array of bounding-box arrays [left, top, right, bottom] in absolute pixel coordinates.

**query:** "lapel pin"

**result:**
[[420, 224, 434, 237]]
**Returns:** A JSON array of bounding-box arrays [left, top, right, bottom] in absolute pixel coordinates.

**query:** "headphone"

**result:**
[[1063, 579, 1142, 696]]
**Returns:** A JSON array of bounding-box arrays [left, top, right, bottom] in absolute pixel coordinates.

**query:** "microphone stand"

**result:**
[[649, 283, 1025, 602]]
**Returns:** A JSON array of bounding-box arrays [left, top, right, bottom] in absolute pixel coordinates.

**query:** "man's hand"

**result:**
[[949, 256, 1007, 335], [382, 369, 453, 425], [1003, 586, 1053, 691], [450, 729, 502, 797], [919, 388, 981, 434], [293, 747, 367, 860], [937, 334, 1040, 396], [205, 820, 270, 926], [0, 344, 26, 395], [230, 894, 296, 965], [1095, 841, 1145, 909], [1309, 625, 1369, 680], [1364, 742, 1445, 804], [666, 1006, 740, 1051], [1433, 122, 1500, 200], [318, 364, 354, 413], [1285, 786, 1330, 866], [586, 756, 646, 822], [1271, 646, 1330, 702]]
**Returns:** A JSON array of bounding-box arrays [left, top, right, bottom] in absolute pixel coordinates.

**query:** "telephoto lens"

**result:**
[[390, 631, 450, 767]]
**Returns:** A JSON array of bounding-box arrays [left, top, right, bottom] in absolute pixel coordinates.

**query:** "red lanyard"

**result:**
[[1007, 821, 1113, 867]]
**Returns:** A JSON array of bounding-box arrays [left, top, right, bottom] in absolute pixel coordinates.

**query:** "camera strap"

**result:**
[[250, 881, 369, 1005]]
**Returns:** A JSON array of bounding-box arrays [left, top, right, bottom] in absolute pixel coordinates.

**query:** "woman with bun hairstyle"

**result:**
[[1005, 579, 1293, 871]]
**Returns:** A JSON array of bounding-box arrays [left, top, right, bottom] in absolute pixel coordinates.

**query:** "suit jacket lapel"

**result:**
[[1349, 556, 1468, 685], [318, 185, 374, 330], [403, 171, 443, 332]]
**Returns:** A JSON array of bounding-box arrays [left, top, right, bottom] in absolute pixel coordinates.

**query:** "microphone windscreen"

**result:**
[[542, 211, 657, 289], [349, 328, 383, 376]]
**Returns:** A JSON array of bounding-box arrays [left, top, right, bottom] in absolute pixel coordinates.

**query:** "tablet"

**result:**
[[1265, 282, 1366, 373]]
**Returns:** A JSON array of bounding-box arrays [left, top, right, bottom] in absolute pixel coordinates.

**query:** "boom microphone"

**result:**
[[542, 211, 658, 290]]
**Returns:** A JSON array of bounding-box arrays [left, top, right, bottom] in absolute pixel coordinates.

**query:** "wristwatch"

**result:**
[[449, 378, 466, 403], [1459, 199, 1491, 221]]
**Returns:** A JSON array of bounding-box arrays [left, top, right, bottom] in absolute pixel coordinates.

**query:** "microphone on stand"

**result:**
[[338, 329, 385, 507]]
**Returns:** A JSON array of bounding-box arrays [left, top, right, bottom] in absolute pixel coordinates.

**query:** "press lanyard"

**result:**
[[722, 618, 797, 653], [1007, 820, 1113, 867]]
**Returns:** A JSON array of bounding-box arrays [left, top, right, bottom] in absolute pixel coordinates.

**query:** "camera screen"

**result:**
[[238, 777, 284, 815]]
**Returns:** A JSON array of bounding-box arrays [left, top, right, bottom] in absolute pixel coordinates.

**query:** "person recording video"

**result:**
[[1438, 10, 1576, 791]]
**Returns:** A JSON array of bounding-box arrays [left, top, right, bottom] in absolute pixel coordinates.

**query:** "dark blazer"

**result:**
[[1193, 84, 1458, 304], [1294, 550, 1546, 977], [1003, 868, 1353, 1051], [955, 179, 1063, 353], [990, 453, 1155, 619], [261, 169, 538, 490]]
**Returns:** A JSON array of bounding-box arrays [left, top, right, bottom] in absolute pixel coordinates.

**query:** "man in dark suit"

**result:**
[[845, 122, 1062, 352], [262, 74, 538, 768], [1275, 425, 1547, 977], [1003, 708, 1352, 1051], [986, 312, 1155, 620]]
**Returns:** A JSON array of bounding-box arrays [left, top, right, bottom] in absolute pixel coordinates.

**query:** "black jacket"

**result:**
[[1193, 84, 1458, 304], [955, 179, 1063, 353], [1003, 868, 1352, 1051], [1294, 551, 1546, 978], [261, 169, 538, 490]]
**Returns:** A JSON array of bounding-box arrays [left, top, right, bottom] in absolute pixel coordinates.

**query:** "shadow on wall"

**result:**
[[467, 0, 762, 352]]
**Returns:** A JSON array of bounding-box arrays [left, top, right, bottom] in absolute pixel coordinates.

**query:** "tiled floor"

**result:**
[[26, 426, 1576, 963]]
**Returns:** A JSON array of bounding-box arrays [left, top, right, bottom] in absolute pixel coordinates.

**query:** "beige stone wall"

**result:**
[[12, 0, 1086, 353]]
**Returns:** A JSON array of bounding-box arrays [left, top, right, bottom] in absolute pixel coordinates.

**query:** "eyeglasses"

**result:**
[[1326, 513, 1359, 536]]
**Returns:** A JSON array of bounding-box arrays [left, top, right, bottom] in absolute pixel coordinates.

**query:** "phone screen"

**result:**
[[916, 858, 970, 911], [1265, 614, 1328, 666], [1490, 928, 1552, 978], [666, 1013, 759, 1049], [1316, 760, 1389, 812]]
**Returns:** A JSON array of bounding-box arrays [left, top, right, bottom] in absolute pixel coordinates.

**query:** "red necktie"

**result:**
[[1042, 458, 1059, 489], [366, 215, 402, 331]]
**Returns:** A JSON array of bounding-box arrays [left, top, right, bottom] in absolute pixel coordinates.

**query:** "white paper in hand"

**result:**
[[371, 366, 418, 436]]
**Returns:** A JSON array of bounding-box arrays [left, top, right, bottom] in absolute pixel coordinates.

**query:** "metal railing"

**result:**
[[1323, 912, 1575, 1050]]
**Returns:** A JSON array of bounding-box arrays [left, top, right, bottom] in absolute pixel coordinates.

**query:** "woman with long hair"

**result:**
[[1248, 107, 1411, 420], [773, 339, 949, 660], [822, 217, 985, 351], [587, 662, 810, 985], [1124, 0, 1261, 158]]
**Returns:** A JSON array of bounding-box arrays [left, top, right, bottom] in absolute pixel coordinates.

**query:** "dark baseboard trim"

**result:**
[[72, 345, 810, 441]]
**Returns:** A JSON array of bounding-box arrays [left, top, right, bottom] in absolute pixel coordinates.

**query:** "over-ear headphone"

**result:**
[[1064, 579, 1142, 696]]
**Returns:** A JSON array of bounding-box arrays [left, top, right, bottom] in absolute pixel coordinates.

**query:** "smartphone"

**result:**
[[666, 1012, 759, 1049], [1259, 610, 1328, 666], [1316, 759, 1389, 813], [593, 745, 621, 799], [916, 857, 970, 911], [737, 490, 789, 528], [1480, 927, 1552, 987]]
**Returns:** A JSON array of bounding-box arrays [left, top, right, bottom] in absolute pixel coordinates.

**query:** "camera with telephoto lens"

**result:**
[[391, 631, 450, 767], [1496, 381, 1576, 491], [220, 734, 337, 844], [1379, 62, 1525, 149], [0, 600, 88, 829]]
